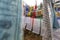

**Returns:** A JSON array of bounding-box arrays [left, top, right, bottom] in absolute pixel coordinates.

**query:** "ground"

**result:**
[[24, 29, 42, 40]]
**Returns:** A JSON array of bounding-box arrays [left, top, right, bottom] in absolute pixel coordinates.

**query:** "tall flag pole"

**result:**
[[23, 1, 30, 29], [25, 3, 29, 16], [31, 0, 37, 31]]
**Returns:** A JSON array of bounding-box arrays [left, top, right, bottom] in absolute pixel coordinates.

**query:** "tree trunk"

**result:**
[[42, 0, 52, 40]]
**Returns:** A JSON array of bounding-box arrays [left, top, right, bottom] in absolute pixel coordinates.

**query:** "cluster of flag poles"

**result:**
[[23, 0, 38, 31], [23, 0, 60, 31]]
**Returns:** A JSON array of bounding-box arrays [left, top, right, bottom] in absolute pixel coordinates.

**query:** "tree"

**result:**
[[42, 0, 52, 40]]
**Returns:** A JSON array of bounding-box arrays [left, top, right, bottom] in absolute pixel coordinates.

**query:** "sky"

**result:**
[[23, 0, 43, 6]]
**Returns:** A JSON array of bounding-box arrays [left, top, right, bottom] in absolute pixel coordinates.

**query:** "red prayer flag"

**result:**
[[34, 0, 37, 9]]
